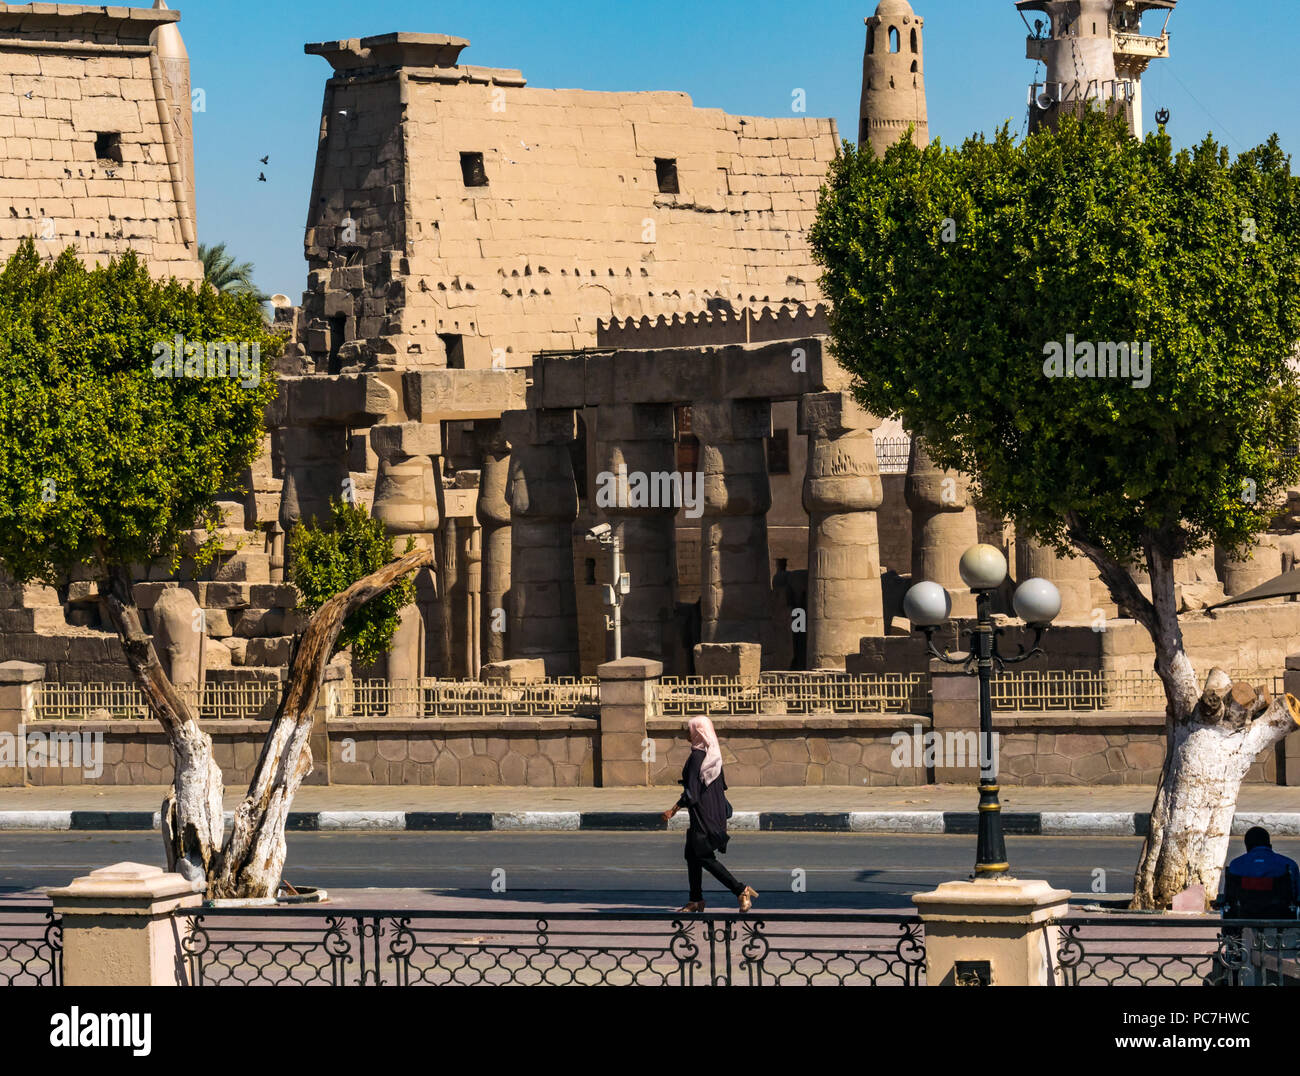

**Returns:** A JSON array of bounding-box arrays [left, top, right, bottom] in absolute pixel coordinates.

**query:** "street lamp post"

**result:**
[[585, 524, 630, 661], [904, 544, 1061, 879]]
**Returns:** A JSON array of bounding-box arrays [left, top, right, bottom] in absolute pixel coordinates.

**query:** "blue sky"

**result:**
[[176, 0, 1300, 297]]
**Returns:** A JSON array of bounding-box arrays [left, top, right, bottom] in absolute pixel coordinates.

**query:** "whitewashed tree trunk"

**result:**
[[103, 568, 223, 886], [104, 548, 431, 899], [1137, 671, 1299, 908], [1067, 527, 1300, 910]]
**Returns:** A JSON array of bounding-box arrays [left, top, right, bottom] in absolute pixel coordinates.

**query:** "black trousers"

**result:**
[[685, 840, 745, 902]]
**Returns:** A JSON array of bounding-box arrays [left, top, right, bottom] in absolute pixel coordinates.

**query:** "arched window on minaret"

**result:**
[[867, 26, 875, 54], [889, 27, 899, 53], [911, 60, 918, 72], [910, 28, 918, 53]]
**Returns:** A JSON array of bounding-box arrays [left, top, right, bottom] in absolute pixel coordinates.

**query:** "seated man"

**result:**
[[1220, 826, 1300, 920]]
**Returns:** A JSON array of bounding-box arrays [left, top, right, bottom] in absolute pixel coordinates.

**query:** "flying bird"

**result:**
[[259, 155, 269, 164], [258, 172, 267, 182], [23, 91, 34, 99]]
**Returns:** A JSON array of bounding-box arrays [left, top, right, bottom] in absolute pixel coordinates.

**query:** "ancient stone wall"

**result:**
[[0, 4, 200, 281], [299, 34, 838, 373]]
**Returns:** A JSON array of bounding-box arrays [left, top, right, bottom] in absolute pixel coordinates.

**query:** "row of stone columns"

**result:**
[[490, 392, 893, 673]]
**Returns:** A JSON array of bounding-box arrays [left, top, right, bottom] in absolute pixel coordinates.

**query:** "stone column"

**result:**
[[370, 421, 440, 690], [278, 424, 351, 531], [913, 878, 1072, 986], [905, 440, 979, 617], [596, 403, 679, 666], [1016, 536, 1098, 622], [1217, 537, 1284, 597], [596, 657, 661, 787], [0, 661, 41, 787], [694, 399, 773, 647], [475, 420, 513, 666], [505, 409, 580, 676], [49, 863, 203, 986], [799, 392, 885, 668]]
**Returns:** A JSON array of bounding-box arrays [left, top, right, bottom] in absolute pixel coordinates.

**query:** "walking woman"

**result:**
[[661, 715, 758, 913]]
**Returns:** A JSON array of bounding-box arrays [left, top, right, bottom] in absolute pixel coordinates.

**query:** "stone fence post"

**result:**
[[1282, 654, 1300, 786], [49, 862, 203, 986], [596, 657, 662, 786], [913, 878, 1072, 986], [303, 663, 350, 786], [928, 659, 979, 783], [0, 661, 42, 787]]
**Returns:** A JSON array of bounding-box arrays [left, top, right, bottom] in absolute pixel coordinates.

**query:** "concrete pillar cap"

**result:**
[[0, 661, 44, 684], [913, 877, 1071, 923], [48, 862, 204, 902], [597, 657, 664, 680]]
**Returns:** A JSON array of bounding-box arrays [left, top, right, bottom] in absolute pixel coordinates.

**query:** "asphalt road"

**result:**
[[7, 831, 1294, 908]]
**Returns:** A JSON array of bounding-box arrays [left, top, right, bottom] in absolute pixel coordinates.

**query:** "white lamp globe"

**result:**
[[903, 581, 952, 628], [1013, 578, 1062, 625], [958, 544, 1008, 591]]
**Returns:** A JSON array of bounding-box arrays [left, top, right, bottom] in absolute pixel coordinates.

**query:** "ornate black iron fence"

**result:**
[[1056, 916, 1300, 986], [0, 904, 62, 986], [179, 908, 926, 986]]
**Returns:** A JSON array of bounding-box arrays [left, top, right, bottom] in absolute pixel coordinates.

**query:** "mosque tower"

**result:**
[[1018, 0, 1178, 138], [858, 0, 929, 157]]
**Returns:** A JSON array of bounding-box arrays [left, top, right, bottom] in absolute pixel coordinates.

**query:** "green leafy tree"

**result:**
[[198, 241, 269, 303], [811, 109, 1300, 909], [290, 501, 416, 666], [0, 242, 429, 897]]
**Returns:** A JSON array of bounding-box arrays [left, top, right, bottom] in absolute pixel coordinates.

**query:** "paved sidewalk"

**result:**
[[3, 784, 1300, 835]]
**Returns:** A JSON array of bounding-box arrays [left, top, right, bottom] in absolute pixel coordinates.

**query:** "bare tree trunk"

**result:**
[[102, 567, 223, 887], [213, 547, 431, 898], [1068, 523, 1300, 909]]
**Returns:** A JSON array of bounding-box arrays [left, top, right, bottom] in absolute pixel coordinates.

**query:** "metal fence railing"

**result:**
[[179, 908, 926, 987], [657, 672, 931, 717], [1056, 917, 1300, 987], [35, 681, 279, 721], [874, 436, 911, 475], [348, 678, 600, 718], [0, 904, 62, 986], [990, 670, 1284, 713]]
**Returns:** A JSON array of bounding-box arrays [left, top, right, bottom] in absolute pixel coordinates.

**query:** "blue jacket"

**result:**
[[1226, 846, 1300, 897]]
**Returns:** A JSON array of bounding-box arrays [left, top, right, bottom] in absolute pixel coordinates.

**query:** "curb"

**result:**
[[1, 809, 1296, 835]]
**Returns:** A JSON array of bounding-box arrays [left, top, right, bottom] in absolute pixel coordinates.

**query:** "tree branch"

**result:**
[[1064, 511, 1156, 633]]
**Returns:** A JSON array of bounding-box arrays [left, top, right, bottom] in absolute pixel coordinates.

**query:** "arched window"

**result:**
[[911, 60, 918, 72], [910, 28, 918, 53], [867, 26, 875, 54], [888, 27, 900, 53]]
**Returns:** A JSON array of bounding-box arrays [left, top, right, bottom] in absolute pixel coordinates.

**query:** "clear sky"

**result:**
[[174, 0, 1300, 298]]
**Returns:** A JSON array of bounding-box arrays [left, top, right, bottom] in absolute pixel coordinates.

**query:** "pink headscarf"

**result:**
[[687, 715, 723, 787]]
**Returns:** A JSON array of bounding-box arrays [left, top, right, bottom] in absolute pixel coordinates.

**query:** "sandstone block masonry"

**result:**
[[0, 3, 201, 281], [297, 33, 839, 374]]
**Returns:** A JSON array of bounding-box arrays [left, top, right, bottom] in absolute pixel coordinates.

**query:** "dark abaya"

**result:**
[[677, 748, 745, 901]]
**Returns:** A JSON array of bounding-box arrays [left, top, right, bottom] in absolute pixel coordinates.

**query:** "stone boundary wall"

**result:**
[[16, 710, 1281, 787]]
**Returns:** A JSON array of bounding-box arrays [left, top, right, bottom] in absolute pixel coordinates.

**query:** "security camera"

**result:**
[[586, 523, 612, 541]]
